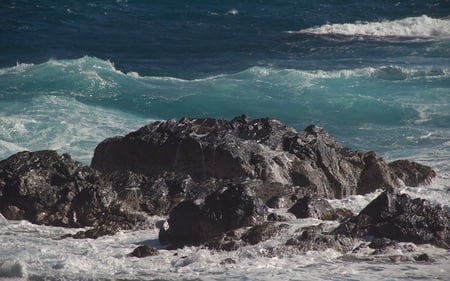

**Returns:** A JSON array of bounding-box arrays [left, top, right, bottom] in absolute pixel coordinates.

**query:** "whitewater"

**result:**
[[1, 1, 450, 279]]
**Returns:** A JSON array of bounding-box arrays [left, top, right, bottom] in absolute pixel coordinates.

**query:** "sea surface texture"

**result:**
[[0, 1, 449, 280]]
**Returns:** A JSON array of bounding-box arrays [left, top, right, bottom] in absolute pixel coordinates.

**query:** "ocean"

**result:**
[[0, 0, 449, 280]]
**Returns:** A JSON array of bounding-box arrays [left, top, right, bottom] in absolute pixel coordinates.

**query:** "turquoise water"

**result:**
[[0, 0, 449, 164], [1, 2, 450, 280], [1, 56, 449, 164]]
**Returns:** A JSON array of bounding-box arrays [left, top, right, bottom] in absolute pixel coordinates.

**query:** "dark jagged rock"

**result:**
[[200, 184, 267, 235], [0, 150, 146, 230], [106, 170, 199, 216], [159, 184, 267, 247], [162, 200, 202, 246], [69, 225, 119, 239], [128, 245, 158, 258], [288, 196, 339, 220], [220, 258, 237, 265], [285, 224, 355, 253], [91, 116, 435, 201], [368, 237, 399, 250], [389, 160, 436, 186], [0, 116, 439, 247], [414, 253, 433, 262], [267, 213, 290, 222], [333, 188, 450, 248], [335, 208, 354, 221], [242, 222, 287, 245]]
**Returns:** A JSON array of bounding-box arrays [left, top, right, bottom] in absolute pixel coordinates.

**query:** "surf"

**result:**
[[290, 15, 450, 41]]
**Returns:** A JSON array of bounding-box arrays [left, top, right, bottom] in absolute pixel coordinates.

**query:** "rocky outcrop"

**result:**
[[388, 160, 436, 186], [333, 188, 450, 248], [158, 183, 267, 247], [0, 150, 147, 230], [0, 116, 440, 249], [91, 116, 435, 201]]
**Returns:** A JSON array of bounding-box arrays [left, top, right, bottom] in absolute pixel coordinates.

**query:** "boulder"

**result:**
[[285, 224, 355, 253], [0, 150, 146, 230], [241, 222, 287, 245], [159, 183, 267, 247], [128, 245, 158, 258], [333, 188, 450, 248], [287, 196, 339, 220], [388, 160, 436, 186], [91, 116, 436, 201]]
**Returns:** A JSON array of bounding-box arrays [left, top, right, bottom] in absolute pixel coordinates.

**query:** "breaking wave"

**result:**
[[291, 15, 450, 40]]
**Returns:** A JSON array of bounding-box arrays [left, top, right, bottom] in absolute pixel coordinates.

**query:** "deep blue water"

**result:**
[[0, 0, 449, 165]]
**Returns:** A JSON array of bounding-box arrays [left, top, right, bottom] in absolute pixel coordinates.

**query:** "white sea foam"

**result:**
[[0, 197, 448, 281], [292, 15, 450, 39], [0, 95, 154, 164]]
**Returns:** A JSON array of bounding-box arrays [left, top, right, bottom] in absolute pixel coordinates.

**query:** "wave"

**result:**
[[1, 56, 449, 163], [290, 15, 450, 40], [1, 57, 449, 117], [1, 56, 448, 88]]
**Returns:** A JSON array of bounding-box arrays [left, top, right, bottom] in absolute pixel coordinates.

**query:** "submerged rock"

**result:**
[[128, 245, 159, 258], [333, 188, 450, 248]]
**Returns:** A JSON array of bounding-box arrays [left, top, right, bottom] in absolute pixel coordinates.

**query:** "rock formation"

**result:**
[[0, 116, 441, 250], [333, 188, 450, 248], [0, 150, 147, 231], [91, 115, 435, 202]]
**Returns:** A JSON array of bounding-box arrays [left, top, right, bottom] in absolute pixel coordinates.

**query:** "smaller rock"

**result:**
[[414, 253, 433, 262], [267, 213, 289, 222], [220, 258, 237, 265], [333, 188, 450, 249], [162, 201, 202, 246], [69, 225, 119, 239], [369, 237, 400, 255], [335, 208, 354, 221], [284, 224, 355, 253], [241, 223, 284, 245], [389, 160, 436, 186], [288, 196, 338, 220], [368, 238, 399, 250], [128, 245, 158, 258]]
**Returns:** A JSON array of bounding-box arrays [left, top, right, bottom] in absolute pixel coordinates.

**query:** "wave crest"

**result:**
[[291, 15, 450, 39]]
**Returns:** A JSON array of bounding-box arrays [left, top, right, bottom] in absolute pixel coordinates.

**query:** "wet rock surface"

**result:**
[[288, 196, 340, 221], [91, 116, 435, 201], [128, 245, 159, 258], [0, 116, 443, 253], [333, 188, 450, 249], [159, 184, 267, 247], [0, 150, 146, 230]]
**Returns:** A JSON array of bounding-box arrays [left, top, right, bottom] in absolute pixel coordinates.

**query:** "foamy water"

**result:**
[[1, 167, 449, 280], [292, 15, 450, 39], [1, 1, 450, 279]]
